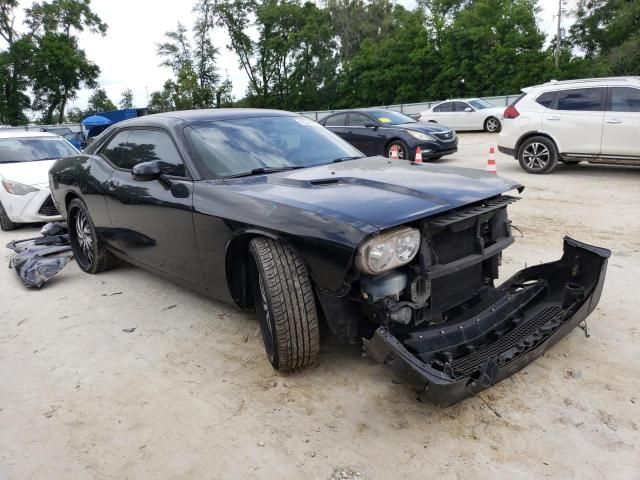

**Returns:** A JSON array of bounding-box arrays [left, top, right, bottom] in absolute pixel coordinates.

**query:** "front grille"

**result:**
[[435, 131, 454, 141], [431, 226, 476, 264], [38, 196, 59, 216], [442, 306, 563, 379]]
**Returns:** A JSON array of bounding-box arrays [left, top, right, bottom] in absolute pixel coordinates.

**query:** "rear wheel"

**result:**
[[387, 140, 409, 160], [484, 117, 501, 133], [0, 202, 17, 231], [248, 237, 320, 371], [68, 198, 120, 273], [518, 136, 559, 174]]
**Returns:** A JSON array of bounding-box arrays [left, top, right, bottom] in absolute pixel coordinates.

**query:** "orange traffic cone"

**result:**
[[487, 146, 497, 174], [415, 146, 423, 163], [390, 145, 399, 160]]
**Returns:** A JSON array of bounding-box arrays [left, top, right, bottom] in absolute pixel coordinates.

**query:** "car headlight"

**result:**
[[2, 178, 38, 195], [356, 227, 421, 275], [407, 130, 435, 141]]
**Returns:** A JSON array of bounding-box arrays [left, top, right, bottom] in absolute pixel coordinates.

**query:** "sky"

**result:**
[[14, 0, 566, 111]]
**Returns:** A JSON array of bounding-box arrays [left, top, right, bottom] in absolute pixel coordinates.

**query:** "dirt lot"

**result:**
[[1, 132, 639, 480]]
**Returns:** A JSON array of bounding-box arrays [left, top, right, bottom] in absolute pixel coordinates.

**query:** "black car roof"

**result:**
[[134, 108, 297, 125]]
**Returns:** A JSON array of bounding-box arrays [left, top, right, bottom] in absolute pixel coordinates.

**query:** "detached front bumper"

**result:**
[[364, 237, 611, 406]]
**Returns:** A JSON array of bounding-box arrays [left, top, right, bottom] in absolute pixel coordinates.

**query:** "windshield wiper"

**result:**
[[330, 156, 364, 163], [224, 166, 304, 179]]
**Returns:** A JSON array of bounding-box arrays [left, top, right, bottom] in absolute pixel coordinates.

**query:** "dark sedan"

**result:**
[[49, 109, 609, 406], [319, 108, 458, 161]]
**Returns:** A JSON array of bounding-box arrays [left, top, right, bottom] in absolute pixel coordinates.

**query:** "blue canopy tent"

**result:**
[[82, 115, 112, 138]]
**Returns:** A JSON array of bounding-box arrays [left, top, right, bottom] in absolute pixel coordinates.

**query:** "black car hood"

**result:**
[[221, 157, 522, 232]]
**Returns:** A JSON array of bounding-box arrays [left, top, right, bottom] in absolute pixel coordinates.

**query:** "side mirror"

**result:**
[[364, 122, 378, 130], [132, 161, 161, 181], [464, 107, 473, 112]]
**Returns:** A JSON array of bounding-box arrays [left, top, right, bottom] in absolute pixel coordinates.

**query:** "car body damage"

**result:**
[[46, 110, 610, 404], [364, 237, 610, 406]]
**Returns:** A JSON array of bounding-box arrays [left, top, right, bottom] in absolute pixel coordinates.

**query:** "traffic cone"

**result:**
[[415, 146, 423, 163], [390, 145, 399, 160], [487, 146, 497, 174]]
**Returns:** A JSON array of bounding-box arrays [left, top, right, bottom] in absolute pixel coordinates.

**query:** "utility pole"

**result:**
[[555, 0, 562, 69]]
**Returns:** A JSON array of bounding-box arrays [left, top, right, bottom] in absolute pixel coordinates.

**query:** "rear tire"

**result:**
[[518, 136, 559, 174], [0, 202, 18, 231], [248, 237, 320, 371], [68, 198, 120, 273]]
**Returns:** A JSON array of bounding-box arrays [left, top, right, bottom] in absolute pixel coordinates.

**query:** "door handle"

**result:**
[[107, 179, 119, 191], [547, 116, 560, 121], [606, 119, 622, 124]]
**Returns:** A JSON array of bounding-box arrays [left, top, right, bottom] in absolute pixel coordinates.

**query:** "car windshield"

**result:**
[[366, 110, 416, 125], [0, 136, 79, 163], [467, 99, 493, 110], [185, 116, 364, 179]]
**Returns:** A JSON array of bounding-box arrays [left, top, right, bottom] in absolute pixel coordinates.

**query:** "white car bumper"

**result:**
[[0, 183, 62, 224]]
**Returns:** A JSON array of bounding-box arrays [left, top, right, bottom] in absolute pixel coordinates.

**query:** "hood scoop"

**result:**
[[310, 178, 341, 187]]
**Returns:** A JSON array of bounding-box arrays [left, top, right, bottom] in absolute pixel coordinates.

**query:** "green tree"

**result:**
[[119, 88, 134, 109], [570, 0, 640, 75], [87, 87, 116, 113]]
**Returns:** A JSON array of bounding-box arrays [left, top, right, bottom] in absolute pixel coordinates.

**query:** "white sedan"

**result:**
[[0, 131, 79, 230], [418, 98, 505, 132]]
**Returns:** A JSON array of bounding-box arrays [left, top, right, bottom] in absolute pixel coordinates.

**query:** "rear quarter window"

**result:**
[[536, 91, 556, 108]]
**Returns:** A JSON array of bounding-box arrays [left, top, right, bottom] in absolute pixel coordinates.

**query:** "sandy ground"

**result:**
[[1, 133, 639, 480]]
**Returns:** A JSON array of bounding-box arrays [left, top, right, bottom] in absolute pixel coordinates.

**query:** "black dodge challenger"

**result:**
[[49, 109, 610, 405]]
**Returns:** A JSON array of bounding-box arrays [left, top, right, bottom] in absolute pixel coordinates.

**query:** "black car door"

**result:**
[[346, 113, 384, 155], [99, 128, 204, 287], [323, 113, 350, 141]]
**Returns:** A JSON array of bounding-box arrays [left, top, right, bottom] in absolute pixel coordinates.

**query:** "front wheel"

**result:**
[[387, 140, 409, 160], [68, 198, 120, 273], [248, 237, 320, 371], [518, 136, 559, 174], [484, 117, 501, 133], [0, 202, 17, 231]]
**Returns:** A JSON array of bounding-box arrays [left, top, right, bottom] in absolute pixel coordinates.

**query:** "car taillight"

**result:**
[[504, 105, 520, 119]]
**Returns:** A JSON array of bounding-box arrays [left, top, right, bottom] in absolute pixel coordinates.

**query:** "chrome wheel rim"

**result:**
[[522, 142, 550, 170], [75, 209, 93, 265], [388, 144, 405, 159], [486, 119, 499, 132]]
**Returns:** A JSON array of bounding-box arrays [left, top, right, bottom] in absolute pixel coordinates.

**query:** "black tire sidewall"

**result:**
[[68, 199, 100, 273], [0, 201, 17, 231], [248, 245, 280, 368], [518, 137, 558, 174]]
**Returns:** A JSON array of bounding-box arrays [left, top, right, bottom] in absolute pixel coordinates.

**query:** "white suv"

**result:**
[[498, 77, 640, 174]]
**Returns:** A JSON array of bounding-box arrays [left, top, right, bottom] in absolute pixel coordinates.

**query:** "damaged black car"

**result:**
[[48, 109, 610, 405]]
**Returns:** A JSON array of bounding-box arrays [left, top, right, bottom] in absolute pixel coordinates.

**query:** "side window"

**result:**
[[453, 102, 471, 112], [536, 91, 556, 108], [610, 87, 640, 112], [434, 102, 452, 113], [324, 114, 348, 126], [348, 113, 371, 127], [125, 130, 186, 177], [100, 130, 130, 167], [557, 88, 604, 111]]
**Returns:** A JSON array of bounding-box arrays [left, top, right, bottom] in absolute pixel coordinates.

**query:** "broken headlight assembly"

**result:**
[[356, 227, 421, 275]]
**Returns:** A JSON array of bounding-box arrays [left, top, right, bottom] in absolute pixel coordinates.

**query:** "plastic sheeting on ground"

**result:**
[[6, 222, 73, 288]]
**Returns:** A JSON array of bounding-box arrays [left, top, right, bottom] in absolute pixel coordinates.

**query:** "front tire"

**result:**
[[248, 237, 320, 371], [68, 198, 120, 273], [386, 140, 409, 160], [484, 117, 501, 133], [0, 202, 17, 231], [518, 136, 559, 174]]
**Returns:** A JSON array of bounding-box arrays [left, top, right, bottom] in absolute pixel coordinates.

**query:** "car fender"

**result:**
[[516, 130, 563, 155]]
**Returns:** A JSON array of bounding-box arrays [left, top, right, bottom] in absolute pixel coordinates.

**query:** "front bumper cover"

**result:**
[[364, 237, 610, 406]]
